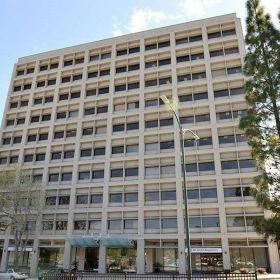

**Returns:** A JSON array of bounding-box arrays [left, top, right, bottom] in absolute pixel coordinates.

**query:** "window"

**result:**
[[6, 119, 15, 126], [89, 220, 101, 230], [239, 159, 255, 168], [97, 106, 108, 114], [145, 43, 157, 51], [111, 169, 123, 178], [83, 128, 93, 136], [221, 160, 238, 170], [24, 155, 33, 162], [42, 221, 54, 230], [222, 29, 236, 36], [54, 131, 64, 139], [125, 168, 138, 177], [125, 193, 138, 202], [199, 162, 215, 171], [177, 74, 191, 82], [201, 188, 217, 198], [56, 221, 68, 230], [227, 216, 245, 227], [74, 221, 86, 230], [52, 152, 62, 160], [0, 158, 7, 165], [113, 124, 125, 132], [64, 60, 73, 66], [28, 135, 36, 142], [160, 141, 174, 150], [210, 50, 224, 57], [88, 72, 98, 78], [145, 120, 158, 128], [191, 53, 204, 60], [126, 145, 138, 153], [117, 49, 127, 56], [50, 63, 59, 69], [71, 92, 80, 99], [202, 217, 220, 227], [77, 195, 88, 204], [208, 31, 221, 39], [75, 58, 84, 64], [145, 79, 157, 87], [189, 35, 202, 42], [36, 154, 45, 161], [101, 52, 111, 59], [62, 77, 71, 83], [46, 197, 56, 205], [69, 111, 78, 118], [145, 99, 158, 107], [192, 72, 206, 80], [61, 173, 72, 181], [10, 156, 18, 164], [34, 174, 43, 182], [10, 102, 17, 109], [86, 89, 96, 96], [84, 108, 95, 116], [99, 87, 109, 94], [59, 196, 70, 205], [34, 98, 43, 104], [177, 55, 190, 63], [190, 217, 201, 228], [40, 65, 48, 71], [81, 149, 92, 157], [20, 100, 28, 107], [225, 47, 239, 55], [108, 220, 122, 230], [73, 74, 82, 81], [112, 146, 124, 154], [17, 70, 24, 76], [57, 112, 66, 119], [145, 166, 159, 175], [145, 61, 157, 68], [128, 64, 139, 71], [162, 191, 176, 200], [110, 193, 122, 203], [158, 41, 170, 48], [79, 171, 90, 180], [37, 81, 45, 88], [187, 190, 199, 199], [145, 192, 159, 201], [115, 84, 126, 92], [162, 218, 177, 228], [145, 219, 160, 229], [127, 122, 139, 130], [214, 89, 229, 98], [94, 148, 105, 156], [100, 69, 110, 76], [42, 114, 51, 121], [124, 219, 137, 229], [129, 47, 140, 54], [116, 66, 127, 73], [227, 67, 242, 75], [224, 187, 242, 197], [13, 137, 22, 144], [91, 194, 103, 204], [158, 58, 171, 66], [160, 118, 173, 127], [64, 150, 74, 159], [90, 55, 99, 61], [3, 138, 11, 145], [49, 174, 59, 182], [23, 84, 31, 90], [39, 133, 48, 141], [186, 163, 197, 172], [92, 170, 104, 179]]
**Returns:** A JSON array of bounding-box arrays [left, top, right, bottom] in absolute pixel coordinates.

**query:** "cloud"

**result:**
[[179, 0, 223, 17], [112, 7, 181, 36], [112, 24, 123, 36]]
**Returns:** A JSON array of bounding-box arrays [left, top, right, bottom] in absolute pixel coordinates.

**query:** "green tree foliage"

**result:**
[[0, 167, 45, 268], [239, 0, 280, 242]]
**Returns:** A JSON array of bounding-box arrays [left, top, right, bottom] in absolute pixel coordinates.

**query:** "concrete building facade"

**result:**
[[0, 13, 279, 276]]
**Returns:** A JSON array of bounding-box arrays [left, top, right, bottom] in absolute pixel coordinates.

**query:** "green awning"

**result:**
[[99, 236, 134, 248], [66, 236, 99, 247]]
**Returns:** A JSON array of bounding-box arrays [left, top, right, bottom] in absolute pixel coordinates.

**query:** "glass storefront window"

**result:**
[[230, 247, 269, 271], [107, 248, 137, 273], [38, 247, 64, 270]]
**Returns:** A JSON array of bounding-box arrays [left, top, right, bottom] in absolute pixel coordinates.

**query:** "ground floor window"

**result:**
[[85, 248, 99, 271], [191, 253, 223, 272], [230, 247, 269, 271], [7, 251, 32, 268], [107, 248, 137, 273], [38, 247, 64, 270]]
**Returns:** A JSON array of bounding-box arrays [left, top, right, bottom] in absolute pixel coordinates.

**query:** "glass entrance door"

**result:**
[[85, 248, 99, 271]]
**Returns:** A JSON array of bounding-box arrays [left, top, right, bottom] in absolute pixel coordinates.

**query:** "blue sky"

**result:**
[[0, 0, 279, 121]]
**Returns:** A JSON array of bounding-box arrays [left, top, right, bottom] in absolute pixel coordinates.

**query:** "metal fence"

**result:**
[[43, 273, 257, 280]]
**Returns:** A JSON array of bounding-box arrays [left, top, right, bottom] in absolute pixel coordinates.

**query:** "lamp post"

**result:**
[[160, 95, 199, 275]]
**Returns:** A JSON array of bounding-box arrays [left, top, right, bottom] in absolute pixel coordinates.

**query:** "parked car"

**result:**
[[0, 269, 28, 280]]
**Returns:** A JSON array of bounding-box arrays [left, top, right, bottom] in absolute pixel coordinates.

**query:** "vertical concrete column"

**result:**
[[221, 236, 231, 270], [63, 241, 72, 269], [145, 248, 154, 273], [0, 229, 10, 270], [98, 244, 107, 273], [30, 238, 40, 277], [178, 237, 186, 274], [78, 248, 85, 270], [137, 239, 145, 274], [268, 240, 280, 273]]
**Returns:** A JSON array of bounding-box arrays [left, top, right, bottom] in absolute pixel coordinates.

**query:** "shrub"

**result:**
[[240, 268, 249, 274]]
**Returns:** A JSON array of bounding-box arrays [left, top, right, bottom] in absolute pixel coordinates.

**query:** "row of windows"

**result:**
[[9, 86, 245, 113], [16, 29, 237, 78], [13, 64, 242, 94]]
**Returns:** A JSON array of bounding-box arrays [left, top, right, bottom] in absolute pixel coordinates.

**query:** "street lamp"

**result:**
[[160, 95, 200, 275]]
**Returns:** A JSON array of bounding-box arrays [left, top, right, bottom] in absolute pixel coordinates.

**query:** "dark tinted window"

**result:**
[[111, 169, 123, 178], [54, 131, 64, 139], [64, 60, 73, 66], [129, 47, 140, 54], [24, 155, 33, 162], [49, 174, 59, 182], [73, 74, 82, 81], [127, 122, 139, 130], [57, 112, 66, 119], [116, 66, 127, 73], [145, 219, 160, 229], [101, 53, 111, 59], [75, 58, 84, 64], [45, 96, 53, 103], [189, 35, 202, 42], [160, 141, 174, 150], [225, 47, 239, 55], [64, 151, 74, 159], [79, 172, 90, 180], [176, 37, 188, 45], [47, 79, 56, 86], [145, 43, 157, 51], [61, 173, 72, 181], [71, 92, 80, 99], [88, 72, 98, 78], [20, 100, 28, 107], [94, 148, 105, 156], [17, 118, 25, 125], [199, 162, 215, 171], [77, 195, 88, 204], [40, 65, 48, 71], [158, 58, 171, 66], [158, 41, 170, 48], [100, 69, 110, 76], [145, 99, 158, 107], [145, 80, 157, 87], [224, 187, 241, 197], [86, 89, 96, 96], [117, 49, 127, 56], [13, 137, 21, 144], [39, 134, 48, 141], [191, 53, 204, 60], [92, 170, 104, 179], [230, 87, 244, 96], [222, 29, 236, 36], [10, 102, 17, 109], [145, 61, 157, 68], [99, 87, 109, 94], [91, 194, 103, 203], [180, 116, 194, 124], [125, 168, 138, 177], [0, 158, 7, 165], [219, 135, 235, 144], [84, 108, 95, 115], [178, 74, 191, 82], [162, 218, 177, 228], [214, 89, 229, 98], [145, 192, 159, 201], [42, 114, 51, 121], [28, 135, 36, 142], [160, 118, 173, 126], [112, 146, 124, 154], [17, 70, 24, 76], [52, 152, 62, 160], [125, 193, 138, 202], [190, 217, 201, 228], [145, 120, 158, 128], [227, 67, 242, 75], [128, 82, 139, 90], [179, 95, 192, 102], [177, 55, 190, 63], [31, 116, 39, 123], [10, 156, 18, 164], [192, 72, 206, 80], [34, 98, 43, 104], [128, 64, 139, 71], [188, 190, 199, 199], [210, 50, 224, 57], [90, 55, 99, 61], [14, 86, 21, 92], [81, 149, 92, 157], [159, 77, 171, 85], [199, 137, 212, 146], [50, 63, 59, 69], [115, 85, 126, 92], [161, 191, 176, 200], [208, 32, 221, 39], [202, 217, 220, 227], [82, 128, 93, 136], [239, 159, 255, 168], [113, 124, 125, 132], [201, 188, 217, 198], [62, 77, 71, 83], [186, 163, 197, 172], [221, 160, 238, 170], [195, 114, 210, 122], [36, 154, 45, 161]]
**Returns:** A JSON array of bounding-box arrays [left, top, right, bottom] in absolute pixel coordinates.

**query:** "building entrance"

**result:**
[[192, 253, 223, 272], [85, 248, 99, 271]]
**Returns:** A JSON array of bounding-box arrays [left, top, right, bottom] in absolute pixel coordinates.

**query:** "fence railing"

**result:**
[[43, 272, 258, 280]]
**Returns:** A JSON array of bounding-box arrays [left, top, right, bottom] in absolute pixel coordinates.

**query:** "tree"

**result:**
[[239, 0, 280, 243], [0, 167, 45, 268]]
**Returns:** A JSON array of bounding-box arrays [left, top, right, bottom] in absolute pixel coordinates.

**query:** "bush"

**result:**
[[233, 270, 241, 274], [257, 268, 266, 274], [240, 268, 249, 274]]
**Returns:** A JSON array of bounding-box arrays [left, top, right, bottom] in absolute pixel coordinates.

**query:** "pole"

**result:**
[[180, 127, 192, 275]]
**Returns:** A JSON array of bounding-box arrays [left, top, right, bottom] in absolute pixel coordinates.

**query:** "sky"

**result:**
[[0, 0, 279, 122]]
